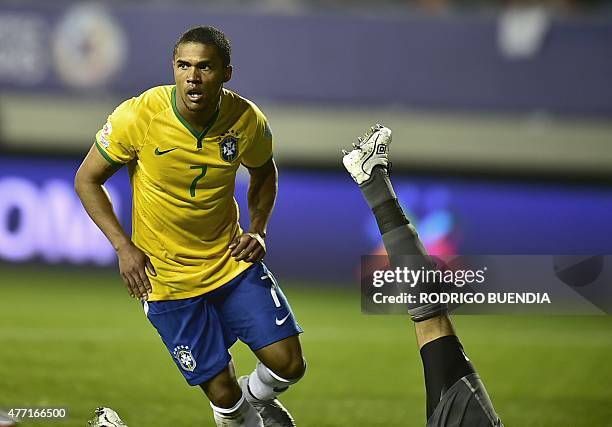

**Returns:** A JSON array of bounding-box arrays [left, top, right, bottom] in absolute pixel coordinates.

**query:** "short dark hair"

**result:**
[[174, 26, 231, 67]]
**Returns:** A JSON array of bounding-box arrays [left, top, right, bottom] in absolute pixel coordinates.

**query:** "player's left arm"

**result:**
[[230, 157, 278, 262]]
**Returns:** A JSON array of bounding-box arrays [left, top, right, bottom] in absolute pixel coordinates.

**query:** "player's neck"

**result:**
[[177, 97, 220, 134]]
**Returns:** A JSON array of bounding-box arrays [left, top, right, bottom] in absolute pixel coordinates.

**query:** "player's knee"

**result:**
[[271, 356, 306, 381], [206, 385, 243, 409], [200, 375, 243, 409]]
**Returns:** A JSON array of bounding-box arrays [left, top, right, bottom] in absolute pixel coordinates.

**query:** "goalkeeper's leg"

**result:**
[[343, 125, 503, 426]]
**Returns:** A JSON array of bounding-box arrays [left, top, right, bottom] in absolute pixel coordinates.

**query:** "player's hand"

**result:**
[[116, 241, 156, 300], [229, 232, 266, 262]]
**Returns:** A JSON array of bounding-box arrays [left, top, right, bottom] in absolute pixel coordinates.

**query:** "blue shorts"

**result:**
[[144, 262, 303, 386]]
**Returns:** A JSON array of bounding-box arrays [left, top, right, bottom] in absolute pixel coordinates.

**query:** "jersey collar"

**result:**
[[171, 86, 221, 149]]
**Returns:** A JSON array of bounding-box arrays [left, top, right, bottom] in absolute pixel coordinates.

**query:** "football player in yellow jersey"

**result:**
[[75, 26, 305, 427]]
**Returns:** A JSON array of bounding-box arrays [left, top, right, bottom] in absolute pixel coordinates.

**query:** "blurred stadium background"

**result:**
[[1, 0, 611, 426]]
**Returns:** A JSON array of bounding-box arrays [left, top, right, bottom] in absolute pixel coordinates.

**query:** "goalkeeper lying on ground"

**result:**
[[343, 124, 504, 427]]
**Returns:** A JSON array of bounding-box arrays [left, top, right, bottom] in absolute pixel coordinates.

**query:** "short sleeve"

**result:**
[[94, 98, 143, 166], [241, 108, 273, 169]]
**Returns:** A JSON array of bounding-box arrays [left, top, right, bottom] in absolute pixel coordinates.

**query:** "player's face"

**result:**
[[173, 42, 232, 113]]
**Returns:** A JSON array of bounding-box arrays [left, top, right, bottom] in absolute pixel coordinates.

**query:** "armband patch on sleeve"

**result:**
[[99, 121, 112, 148]]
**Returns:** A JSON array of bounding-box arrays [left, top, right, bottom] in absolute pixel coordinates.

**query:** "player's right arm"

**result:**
[[74, 147, 155, 300], [77, 97, 156, 299]]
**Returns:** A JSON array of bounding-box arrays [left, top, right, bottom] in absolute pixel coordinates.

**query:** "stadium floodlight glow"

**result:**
[[0, 177, 120, 265]]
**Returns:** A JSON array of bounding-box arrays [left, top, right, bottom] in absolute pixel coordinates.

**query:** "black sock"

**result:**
[[359, 166, 396, 210], [366, 175, 446, 321], [373, 199, 409, 235], [420, 335, 476, 419]]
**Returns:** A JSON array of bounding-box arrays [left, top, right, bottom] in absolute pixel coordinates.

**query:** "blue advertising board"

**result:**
[[1, 155, 611, 283]]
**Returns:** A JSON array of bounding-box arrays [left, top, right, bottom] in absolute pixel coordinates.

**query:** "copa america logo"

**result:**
[[52, 3, 127, 88]]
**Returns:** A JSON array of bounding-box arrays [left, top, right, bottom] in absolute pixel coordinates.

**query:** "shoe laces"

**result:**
[[356, 124, 383, 149], [342, 124, 384, 156]]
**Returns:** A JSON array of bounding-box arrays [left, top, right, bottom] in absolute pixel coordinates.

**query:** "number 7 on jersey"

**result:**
[[189, 165, 207, 197]]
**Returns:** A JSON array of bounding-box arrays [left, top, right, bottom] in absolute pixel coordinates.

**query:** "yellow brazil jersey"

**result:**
[[95, 85, 273, 301]]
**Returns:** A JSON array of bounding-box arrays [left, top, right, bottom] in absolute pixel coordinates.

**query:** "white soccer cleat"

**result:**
[[342, 124, 392, 185], [238, 376, 296, 427], [87, 407, 128, 427]]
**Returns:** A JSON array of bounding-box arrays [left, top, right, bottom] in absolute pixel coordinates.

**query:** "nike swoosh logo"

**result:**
[[275, 313, 291, 326], [155, 147, 178, 155]]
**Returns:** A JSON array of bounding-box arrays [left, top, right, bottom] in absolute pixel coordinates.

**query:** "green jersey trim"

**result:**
[[95, 141, 123, 168], [171, 86, 220, 149]]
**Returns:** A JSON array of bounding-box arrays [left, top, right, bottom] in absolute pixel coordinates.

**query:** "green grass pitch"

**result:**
[[1, 266, 611, 426]]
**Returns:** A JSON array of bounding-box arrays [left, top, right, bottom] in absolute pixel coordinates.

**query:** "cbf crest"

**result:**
[[173, 345, 197, 372], [219, 131, 239, 163]]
